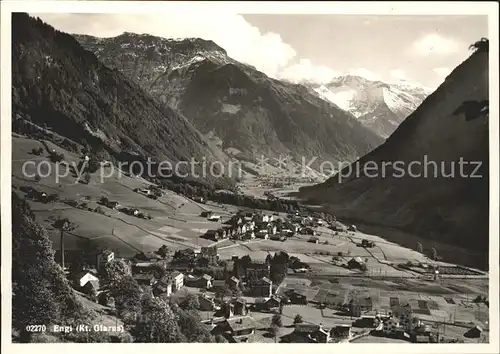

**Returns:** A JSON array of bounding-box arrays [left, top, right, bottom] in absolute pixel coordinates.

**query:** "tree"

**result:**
[[293, 314, 303, 324], [269, 323, 279, 343], [431, 247, 438, 261], [215, 285, 232, 301], [110, 276, 142, 321], [271, 314, 283, 327], [269, 252, 289, 284], [173, 307, 214, 343], [86, 158, 101, 174], [231, 286, 242, 298], [180, 293, 200, 311], [469, 37, 489, 53], [83, 172, 91, 184], [151, 263, 166, 279], [100, 259, 132, 284], [129, 296, 184, 343], [240, 254, 252, 269], [156, 245, 170, 259], [198, 257, 209, 268], [69, 253, 87, 274], [416, 242, 423, 254]]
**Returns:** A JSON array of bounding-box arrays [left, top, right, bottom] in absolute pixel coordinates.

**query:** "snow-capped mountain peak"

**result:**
[[308, 75, 432, 138]]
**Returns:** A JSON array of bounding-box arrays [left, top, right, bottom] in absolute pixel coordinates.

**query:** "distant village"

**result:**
[[52, 202, 482, 344]]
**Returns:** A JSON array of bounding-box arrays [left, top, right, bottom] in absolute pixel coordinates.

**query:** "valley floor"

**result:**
[[11, 135, 490, 344]]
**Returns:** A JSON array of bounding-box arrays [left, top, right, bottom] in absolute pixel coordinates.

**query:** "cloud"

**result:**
[[411, 33, 461, 56], [433, 67, 452, 77], [389, 69, 409, 81], [31, 13, 339, 84], [279, 59, 342, 84], [347, 68, 381, 81]]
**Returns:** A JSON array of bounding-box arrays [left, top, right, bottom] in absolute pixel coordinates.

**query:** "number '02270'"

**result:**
[[25, 325, 47, 332]]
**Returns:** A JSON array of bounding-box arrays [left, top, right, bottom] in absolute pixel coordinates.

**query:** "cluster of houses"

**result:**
[[283, 323, 353, 343], [64, 248, 189, 303], [200, 205, 354, 246], [342, 297, 441, 343], [63, 244, 475, 344], [133, 188, 160, 200], [203, 210, 307, 242]]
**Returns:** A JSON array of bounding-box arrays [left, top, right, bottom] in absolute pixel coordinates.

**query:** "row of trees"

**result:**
[[158, 176, 301, 214], [416, 242, 439, 261]]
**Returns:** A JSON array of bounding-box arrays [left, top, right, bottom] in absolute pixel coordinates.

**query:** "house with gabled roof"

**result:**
[[153, 276, 173, 297], [72, 271, 99, 291], [198, 293, 217, 311], [330, 324, 352, 341], [246, 262, 270, 279], [213, 316, 256, 343], [170, 271, 184, 291], [133, 273, 157, 286], [229, 276, 240, 288], [254, 296, 281, 311], [347, 257, 366, 270], [287, 323, 330, 343], [255, 229, 268, 239], [250, 276, 273, 298]]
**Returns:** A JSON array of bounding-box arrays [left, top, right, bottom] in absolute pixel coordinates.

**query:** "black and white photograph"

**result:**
[[1, 0, 498, 351]]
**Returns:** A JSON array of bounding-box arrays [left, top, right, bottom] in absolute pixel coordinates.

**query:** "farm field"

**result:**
[[13, 135, 490, 344], [12, 136, 234, 257]]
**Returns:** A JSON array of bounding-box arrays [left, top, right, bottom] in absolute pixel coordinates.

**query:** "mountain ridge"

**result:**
[[12, 14, 234, 186], [74, 32, 383, 169], [299, 49, 489, 268], [304, 75, 432, 138]]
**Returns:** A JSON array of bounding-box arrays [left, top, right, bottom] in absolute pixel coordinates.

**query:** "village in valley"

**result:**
[[12, 135, 489, 344]]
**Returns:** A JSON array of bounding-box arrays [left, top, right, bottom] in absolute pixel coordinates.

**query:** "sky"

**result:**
[[30, 13, 489, 89]]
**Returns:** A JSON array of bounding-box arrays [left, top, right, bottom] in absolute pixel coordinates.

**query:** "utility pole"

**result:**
[[55, 218, 76, 271], [60, 228, 65, 270]]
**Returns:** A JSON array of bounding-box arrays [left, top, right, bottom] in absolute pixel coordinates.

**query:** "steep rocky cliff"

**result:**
[[75, 32, 383, 169]]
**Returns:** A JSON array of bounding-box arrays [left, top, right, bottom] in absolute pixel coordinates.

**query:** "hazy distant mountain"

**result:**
[[75, 32, 383, 170], [307, 76, 432, 138]]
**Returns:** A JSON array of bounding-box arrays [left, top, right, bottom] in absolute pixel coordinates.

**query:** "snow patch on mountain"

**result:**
[[222, 103, 241, 114], [308, 76, 432, 137], [314, 85, 356, 112], [170, 54, 206, 71]]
